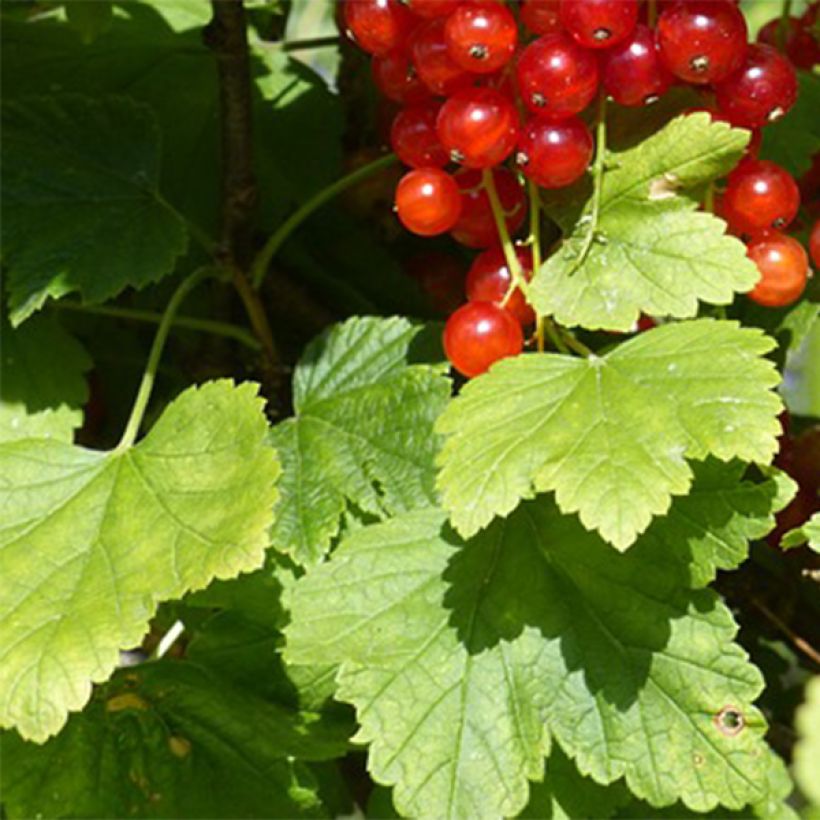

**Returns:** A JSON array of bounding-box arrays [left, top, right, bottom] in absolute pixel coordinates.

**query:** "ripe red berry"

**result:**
[[656, 0, 747, 84], [436, 88, 519, 168], [521, 0, 562, 35], [391, 103, 448, 168], [721, 160, 800, 235], [443, 301, 524, 377], [810, 219, 820, 269], [516, 32, 600, 119], [451, 167, 528, 248], [602, 24, 673, 106], [746, 231, 809, 307], [757, 16, 820, 71], [343, 0, 415, 56], [372, 49, 432, 104], [466, 246, 536, 325], [410, 18, 474, 96], [714, 44, 798, 128], [559, 0, 639, 49], [444, 2, 519, 73], [516, 116, 593, 189], [403, 0, 459, 18], [395, 167, 462, 236]]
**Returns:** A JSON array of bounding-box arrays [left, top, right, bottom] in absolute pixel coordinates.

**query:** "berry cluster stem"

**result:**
[[527, 179, 547, 352], [778, 0, 793, 51], [482, 167, 529, 304]]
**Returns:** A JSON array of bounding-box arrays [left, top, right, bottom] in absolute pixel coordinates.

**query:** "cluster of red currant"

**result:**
[[342, 0, 818, 377]]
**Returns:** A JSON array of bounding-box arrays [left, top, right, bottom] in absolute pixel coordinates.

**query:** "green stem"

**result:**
[[559, 329, 594, 357], [52, 300, 260, 350], [280, 35, 341, 52], [158, 194, 218, 257], [778, 0, 793, 51], [647, 0, 658, 27], [116, 268, 212, 451], [571, 93, 608, 272], [482, 167, 529, 302], [527, 179, 546, 352], [543, 317, 568, 354], [251, 153, 399, 289], [704, 181, 715, 214]]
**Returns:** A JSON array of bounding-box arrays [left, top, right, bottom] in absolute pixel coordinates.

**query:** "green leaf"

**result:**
[[1, 95, 188, 324], [0, 380, 279, 741], [64, 0, 113, 44], [795, 677, 820, 807], [269, 316, 450, 566], [436, 320, 781, 548], [761, 72, 820, 179], [781, 513, 820, 552], [0, 315, 91, 442], [519, 746, 628, 819], [0, 660, 335, 819], [530, 114, 758, 331], [286, 497, 774, 816]]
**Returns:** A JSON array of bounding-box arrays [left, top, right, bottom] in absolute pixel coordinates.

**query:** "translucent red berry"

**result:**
[[466, 246, 536, 325], [437, 88, 519, 168], [451, 167, 527, 248], [343, 0, 415, 56], [443, 301, 524, 377], [721, 159, 800, 235], [714, 44, 799, 128], [602, 24, 673, 106], [410, 18, 474, 95], [516, 32, 600, 119], [521, 0, 562, 35], [395, 167, 462, 236], [810, 219, 820, 269], [404, 0, 460, 18], [516, 116, 593, 189], [391, 102, 449, 168], [657, 0, 747, 84], [444, 2, 518, 73], [746, 231, 809, 307], [559, 0, 639, 49], [757, 16, 820, 70], [372, 49, 432, 104]]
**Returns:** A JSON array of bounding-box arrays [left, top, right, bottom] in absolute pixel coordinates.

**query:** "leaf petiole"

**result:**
[[116, 267, 214, 451]]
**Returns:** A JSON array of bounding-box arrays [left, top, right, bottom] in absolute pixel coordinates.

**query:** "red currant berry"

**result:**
[[521, 0, 562, 35], [436, 88, 519, 168], [391, 102, 449, 168], [602, 24, 673, 106], [657, 0, 747, 84], [410, 18, 475, 95], [343, 0, 416, 56], [746, 231, 809, 307], [721, 159, 800, 235], [451, 167, 528, 248], [559, 0, 639, 49], [516, 115, 593, 188], [372, 49, 432, 104], [395, 167, 462, 235], [757, 16, 820, 70], [443, 301, 524, 377], [466, 246, 536, 325], [635, 314, 658, 333], [444, 2, 518, 73], [714, 44, 798, 128], [516, 32, 600, 119], [403, 0, 460, 18], [810, 219, 820, 269]]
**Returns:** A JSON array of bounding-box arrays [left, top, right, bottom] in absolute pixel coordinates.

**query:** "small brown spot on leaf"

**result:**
[[648, 173, 681, 200], [714, 705, 745, 736]]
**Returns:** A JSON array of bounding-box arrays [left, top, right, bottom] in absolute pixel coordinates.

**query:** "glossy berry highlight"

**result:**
[[516, 32, 600, 119], [746, 232, 809, 307], [559, 0, 639, 49], [437, 88, 520, 169], [411, 18, 474, 96], [395, 168, 462, 236], [516, 116, 593, 189], [444, 2, 519, 74], [602, 24, 673, 106], [656, 0, 748, 84], [721, 160, 800, 235], [443, 301, 524, 377], [343, 0, 415, 56], [391, 103, 448, 168]]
